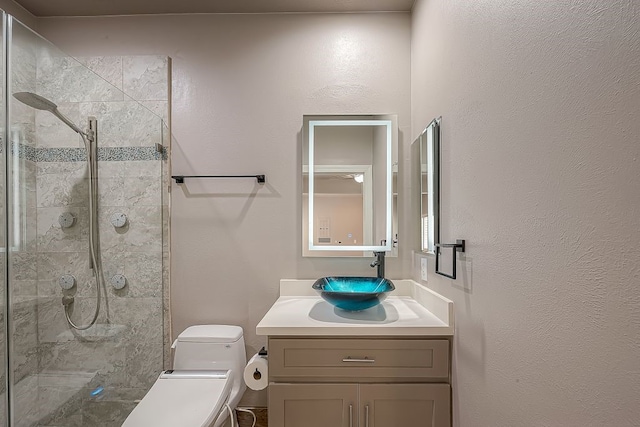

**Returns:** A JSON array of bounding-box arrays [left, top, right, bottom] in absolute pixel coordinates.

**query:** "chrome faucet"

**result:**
[[370, 251, 386, 278]]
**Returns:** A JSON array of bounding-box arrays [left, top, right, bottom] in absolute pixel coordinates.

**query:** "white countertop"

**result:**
[[256, 279, 454, 336]]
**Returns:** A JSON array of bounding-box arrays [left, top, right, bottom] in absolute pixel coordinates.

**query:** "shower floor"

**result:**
[[10, 370, 97, 427]]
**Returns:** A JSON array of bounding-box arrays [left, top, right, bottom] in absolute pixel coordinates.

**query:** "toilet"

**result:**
[[123, 325, 247, 427]]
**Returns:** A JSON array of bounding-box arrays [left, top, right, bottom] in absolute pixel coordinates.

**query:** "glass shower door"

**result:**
[[4, 15, 169, 427]]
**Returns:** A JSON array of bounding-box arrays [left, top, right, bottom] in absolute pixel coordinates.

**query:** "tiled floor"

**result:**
[[236, 407, 268, 427]]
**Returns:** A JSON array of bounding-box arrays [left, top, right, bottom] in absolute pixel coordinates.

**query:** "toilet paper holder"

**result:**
[[253, 347, 268, 380], [244, 346, 269, 391]]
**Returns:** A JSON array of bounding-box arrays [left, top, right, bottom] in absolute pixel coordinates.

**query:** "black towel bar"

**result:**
[[172, 175, 265, 184], [435, 239, 465, 279]]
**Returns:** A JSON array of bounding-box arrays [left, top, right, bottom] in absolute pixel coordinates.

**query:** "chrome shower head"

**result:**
[[13, 91, 87, 136], [13, 91, 58, 111]]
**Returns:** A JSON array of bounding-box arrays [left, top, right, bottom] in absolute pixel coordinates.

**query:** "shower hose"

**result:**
[[63, 130, 105, 330]]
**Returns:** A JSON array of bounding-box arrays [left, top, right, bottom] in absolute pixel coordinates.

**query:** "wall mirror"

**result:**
[[302, 115, 398, 257], [416, 118, 440, 254]]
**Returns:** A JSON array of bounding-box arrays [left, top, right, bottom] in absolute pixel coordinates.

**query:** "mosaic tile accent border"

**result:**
[[98, 146, 168, 162], [2, 142, 167, 162]]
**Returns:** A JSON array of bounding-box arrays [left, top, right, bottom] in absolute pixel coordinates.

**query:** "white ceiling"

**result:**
[[14, 0, 414, 17]]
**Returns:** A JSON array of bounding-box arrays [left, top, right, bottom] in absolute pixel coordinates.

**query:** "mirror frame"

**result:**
[[305, 117, 395, 253], [419, 118, 440, 254]]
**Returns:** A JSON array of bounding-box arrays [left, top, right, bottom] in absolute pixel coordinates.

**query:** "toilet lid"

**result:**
[[178, 325, 244, 343], [123, 371, 232, 427]]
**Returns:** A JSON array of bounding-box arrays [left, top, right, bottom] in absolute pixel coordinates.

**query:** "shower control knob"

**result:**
[[111, 213, 128, 228], [58, 212, 76, 228], [111, 274, 127, 290], [58, 274, 76, 290]]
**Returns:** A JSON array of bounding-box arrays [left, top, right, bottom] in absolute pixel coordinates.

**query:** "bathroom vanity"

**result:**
[[257, 280, 453, 427]]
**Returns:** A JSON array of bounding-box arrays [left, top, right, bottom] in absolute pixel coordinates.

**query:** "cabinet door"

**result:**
[[359, 383, 450, 427], [269, 383, 358, 427]]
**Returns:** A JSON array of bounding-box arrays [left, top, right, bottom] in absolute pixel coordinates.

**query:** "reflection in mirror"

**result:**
[[302, 115, 398, 257], [417, 118, 440, 254]]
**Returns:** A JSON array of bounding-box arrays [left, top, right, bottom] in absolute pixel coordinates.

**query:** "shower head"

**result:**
[[13, 91, 87, 136], [13, 91, 58, 111]]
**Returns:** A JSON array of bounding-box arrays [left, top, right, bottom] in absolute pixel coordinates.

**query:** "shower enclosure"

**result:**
[[0, 11, 170, 426]]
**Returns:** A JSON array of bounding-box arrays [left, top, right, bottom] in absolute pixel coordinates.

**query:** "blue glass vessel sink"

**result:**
[[312, 277, 395, 312]]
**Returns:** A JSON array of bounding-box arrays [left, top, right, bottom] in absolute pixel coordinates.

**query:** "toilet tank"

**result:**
[[173, 325, 247, 408], [173, 325, 245, 370]]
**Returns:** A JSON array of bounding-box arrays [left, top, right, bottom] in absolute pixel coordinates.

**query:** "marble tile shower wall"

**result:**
[[7, 53, 170, 427]]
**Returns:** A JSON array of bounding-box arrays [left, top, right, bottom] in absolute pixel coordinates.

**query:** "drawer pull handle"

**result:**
[[342, 356, 375, 363], [365, 404, 370, 427], [349, 404, 353, 427]]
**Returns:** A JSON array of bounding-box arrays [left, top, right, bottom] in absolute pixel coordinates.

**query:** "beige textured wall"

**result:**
[[37, 12, 412, 406], [8, 1, 639, 422], [412, 0, 640, 425], [0, 0, 37, 29]]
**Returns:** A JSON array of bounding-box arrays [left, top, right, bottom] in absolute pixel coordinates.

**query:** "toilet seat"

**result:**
[[122, 370, 232, 427]]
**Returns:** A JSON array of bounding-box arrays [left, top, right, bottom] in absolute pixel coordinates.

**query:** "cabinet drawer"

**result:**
[[269, 338, 449, 382]]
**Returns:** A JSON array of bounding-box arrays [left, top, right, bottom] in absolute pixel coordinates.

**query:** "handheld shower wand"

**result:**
[[13, 92, 104, 331]]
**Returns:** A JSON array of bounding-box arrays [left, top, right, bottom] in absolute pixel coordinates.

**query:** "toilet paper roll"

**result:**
[[243, 353, 268, 390]]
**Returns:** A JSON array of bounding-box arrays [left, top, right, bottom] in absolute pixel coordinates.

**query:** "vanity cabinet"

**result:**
[[267, 337, 451, 427], [269, 383, 357, 427]]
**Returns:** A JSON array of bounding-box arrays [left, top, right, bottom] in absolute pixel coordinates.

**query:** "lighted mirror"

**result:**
[[417, 118, 440, 254], [302, 115, 398, 257]]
